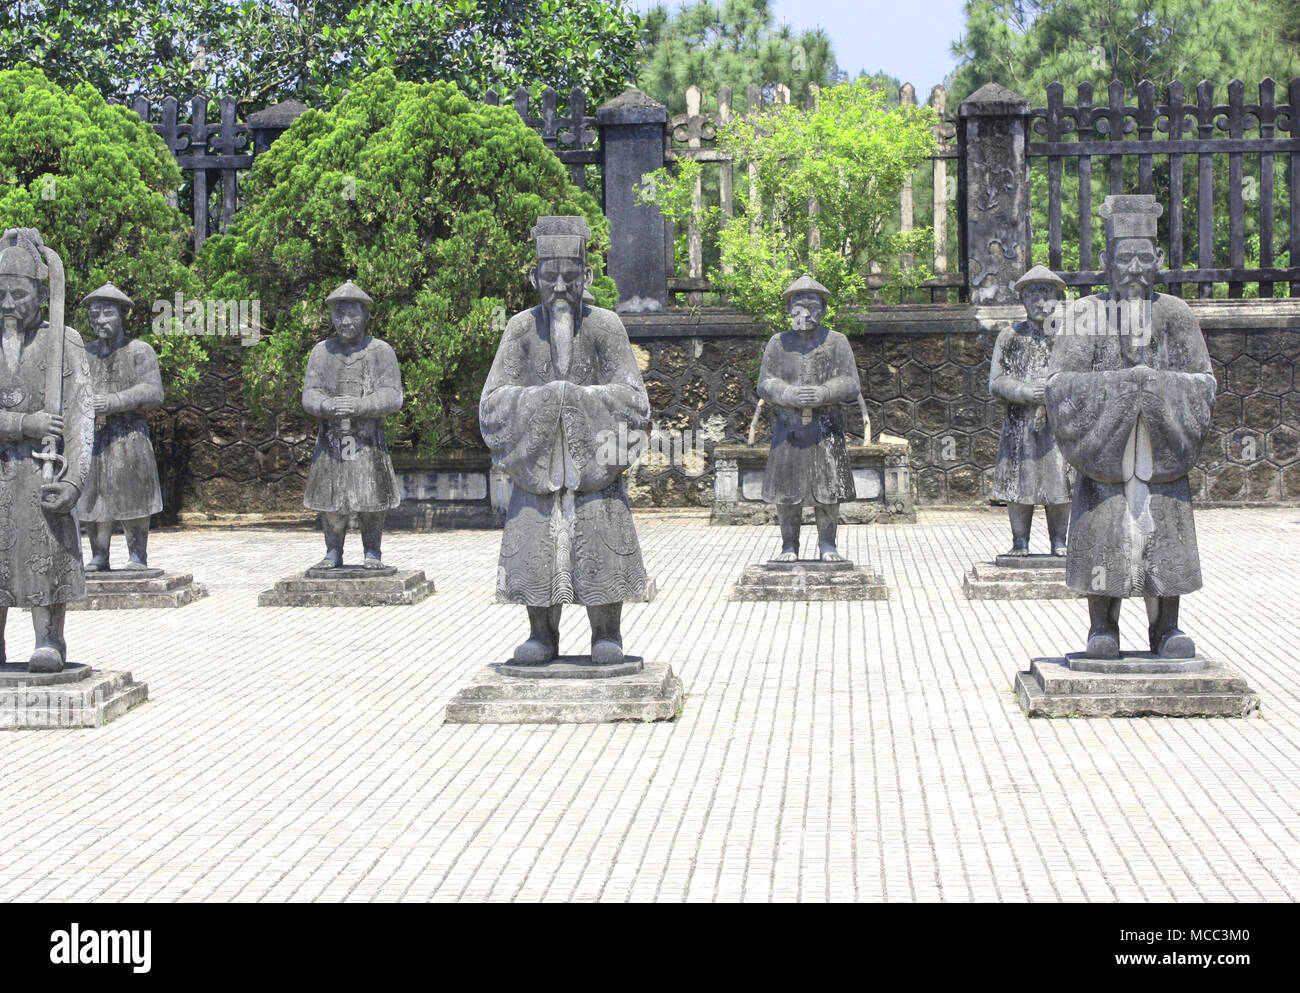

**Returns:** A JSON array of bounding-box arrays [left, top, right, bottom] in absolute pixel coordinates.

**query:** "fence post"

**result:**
[[958, 82, 1032, 304], [596, 89, 669, 312]]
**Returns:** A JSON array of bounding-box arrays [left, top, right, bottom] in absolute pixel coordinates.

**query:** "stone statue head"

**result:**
[[81, 283, 134, 343], [1098, 195, 1165, 301], [1012, 264, 1065, 330], [529, 216, 593, 314], [324, 280, 372, 346], [0, 234, 49, 334], [782, 274, 830, 333]]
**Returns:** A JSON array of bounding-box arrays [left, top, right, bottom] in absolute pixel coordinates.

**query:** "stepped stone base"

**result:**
[[1015, 652, 1261, 718], [70, 570, 207, 610], [963, 554, 1078, 599], [730, 559, 889, 601], [445, 658, 683, 724], [258, 568, 434, 606], [0, 662, 148, 729]]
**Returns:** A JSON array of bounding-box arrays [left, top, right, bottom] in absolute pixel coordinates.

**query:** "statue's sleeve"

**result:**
[[61, 328, 94, 495], [562, 313, 651, 492], [756, 336, 796, 406], [988, 329, 1032, 404], [355, 342, 403, 417], [479, 314, 563, 493], [103, 343, 164, 415], [1138, 307, 1216, 482], [0, 411, 23, 440], [301, 344, 332, 419], [821, 334, 862, 405], [1045, 322, 1139, 484]]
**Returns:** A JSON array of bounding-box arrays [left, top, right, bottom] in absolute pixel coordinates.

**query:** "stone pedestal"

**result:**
[[70, 569, 208, 610], [711, 442, 914, 525], [0, 662, 148, 729], [445, 657, 683, 724], [258, 566, 434, 606], [962, 553, 1077, 599], [730, 559, 890, 601], [1015, 653, 1261, 718]]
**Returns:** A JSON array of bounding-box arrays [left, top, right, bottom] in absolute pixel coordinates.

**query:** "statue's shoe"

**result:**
[[361, 558, 385, 570], [28, 647, 63, 674], [1005, 546, 1030, 557], [1051, 545, 1067, 557], [120, 560, 149, 571], [1152, 628, 1195, 659], [313, 557, 338, 570], [1086, 626, 1121, 658], [591, 639, 625, 666], [513, 639, 557, 665], [84, 560, 108, 572]]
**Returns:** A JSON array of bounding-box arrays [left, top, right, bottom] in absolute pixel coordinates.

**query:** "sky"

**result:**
[[627, 0, 973, 93]]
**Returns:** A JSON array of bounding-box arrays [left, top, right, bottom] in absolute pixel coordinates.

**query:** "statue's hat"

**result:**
[[781, 273, 830, 303], [531, 216, 591, 259], [324, 280, 373, 307], [1012, 264, 1066, 293], [1099, 194, 1162, 241], [80, 282, 134, 312], [0, 229, 48, 281]]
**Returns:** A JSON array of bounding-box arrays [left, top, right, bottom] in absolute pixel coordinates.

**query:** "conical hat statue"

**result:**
[[324, 280, 373, 307], [1012, 265, 1066, 293], [80, 282, 135, 313], [781, 273, 830, 303]]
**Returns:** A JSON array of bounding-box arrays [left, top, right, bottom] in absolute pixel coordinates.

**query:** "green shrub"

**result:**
[[0, 66, 202, 398], [198, 70, 614, 457], [639, 77, 939, 336]]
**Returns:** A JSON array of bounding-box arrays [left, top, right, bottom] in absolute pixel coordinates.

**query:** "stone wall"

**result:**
[[152, 300, 1300, 519]]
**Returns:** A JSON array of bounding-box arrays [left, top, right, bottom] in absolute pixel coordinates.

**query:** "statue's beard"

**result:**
[[549, 299, 574, 377]]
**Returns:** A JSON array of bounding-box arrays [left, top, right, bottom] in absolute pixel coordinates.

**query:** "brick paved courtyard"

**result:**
[[1, 507, 1298, 902]]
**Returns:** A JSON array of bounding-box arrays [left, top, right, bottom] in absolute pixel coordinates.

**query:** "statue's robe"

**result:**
[[0, 321, 93, 606], [988, 321, 1073, 506], [756, 326, 860, 505], [480, 304, 650, 606], [1045, 293, 1215, 597], [77, 337, 164, 522], [302, 335, 403, 514]]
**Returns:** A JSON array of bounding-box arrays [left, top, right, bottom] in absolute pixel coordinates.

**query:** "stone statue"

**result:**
[[756, 274, 862, 561], [0, 228, 93, 672], [1045, 194, 1216, 659], [479, 215, 650, 665], [989, 264, 1074, 556], [301, 280, 403, 569], [77, 283, 165, 570]]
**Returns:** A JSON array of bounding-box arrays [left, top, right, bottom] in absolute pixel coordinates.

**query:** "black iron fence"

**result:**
[[125, 77, 1300, 307]]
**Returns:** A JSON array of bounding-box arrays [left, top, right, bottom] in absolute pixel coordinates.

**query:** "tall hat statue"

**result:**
[[0, 227, 93, 674]]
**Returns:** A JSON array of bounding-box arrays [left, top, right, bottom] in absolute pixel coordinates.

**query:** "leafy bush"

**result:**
[[198, 70, 614, 456], [639, 78, 939, 335], [0, 66, 203, 398]]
